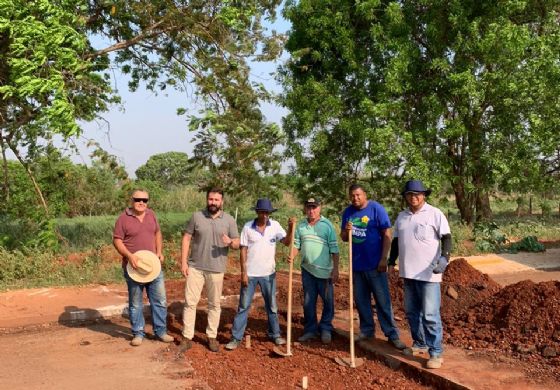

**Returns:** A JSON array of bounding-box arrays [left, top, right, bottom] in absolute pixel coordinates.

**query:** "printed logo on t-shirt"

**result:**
[[350, 216, 368, 243]]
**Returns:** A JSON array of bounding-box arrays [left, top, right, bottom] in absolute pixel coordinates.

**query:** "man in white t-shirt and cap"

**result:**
[[225, 198, 295, 350], [388, 180, 452, 369]]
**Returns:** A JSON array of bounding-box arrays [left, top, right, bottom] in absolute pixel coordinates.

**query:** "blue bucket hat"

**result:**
[[254, 198, 277, 213], [401, 180, 432, 196]]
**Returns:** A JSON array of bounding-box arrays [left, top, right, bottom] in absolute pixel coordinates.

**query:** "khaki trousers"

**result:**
[[182, 266, 224, 339]]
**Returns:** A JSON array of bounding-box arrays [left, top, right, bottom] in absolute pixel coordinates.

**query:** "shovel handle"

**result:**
[[286, 219, 297, 355], [348, 227, 355, 367]]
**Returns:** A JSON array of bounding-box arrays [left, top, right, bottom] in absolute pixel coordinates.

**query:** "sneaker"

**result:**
[[389, 338, 407, 350], [274, 337, 286, 346], [402, 346, 429, 356], [225, 339, 241, 350], [356, 333, 374, 342], [178, 337, 192, 352], [208, 338, 220, 352], [426, 356, 444, 369], [297, 333, 318, 342], [321, 331, 332, 344], [157, 333, 174, 343], [130, 336, 143, 347]]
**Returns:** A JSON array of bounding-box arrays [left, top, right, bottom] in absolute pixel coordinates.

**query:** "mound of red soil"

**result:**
[[446, 280, 560, 363], [441, 258, 501, 322]]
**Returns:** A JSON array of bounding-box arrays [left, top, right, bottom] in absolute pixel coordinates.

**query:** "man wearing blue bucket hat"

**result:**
[[225, 198, 295, 350], [388, 180, 452, 369]]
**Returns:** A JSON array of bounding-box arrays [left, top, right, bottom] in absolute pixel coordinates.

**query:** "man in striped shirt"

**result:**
[[292, 197, 340, 344]]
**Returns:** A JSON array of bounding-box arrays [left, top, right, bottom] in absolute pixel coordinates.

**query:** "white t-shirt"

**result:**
[[393, 203, 451, 283], [240, 218, 287, 277]]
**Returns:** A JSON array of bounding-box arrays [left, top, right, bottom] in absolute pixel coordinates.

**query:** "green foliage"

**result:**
[[473, 222, 507, 252], [508, 236, 545, 253], [282, 0, 560, 223], [135, 152, 195, 188]]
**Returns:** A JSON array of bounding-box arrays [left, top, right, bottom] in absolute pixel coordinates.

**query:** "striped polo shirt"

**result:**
[[295, 216, 339, 279]]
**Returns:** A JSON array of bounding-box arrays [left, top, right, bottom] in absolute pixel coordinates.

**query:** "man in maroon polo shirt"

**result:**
[[113, 189, 173, 346]]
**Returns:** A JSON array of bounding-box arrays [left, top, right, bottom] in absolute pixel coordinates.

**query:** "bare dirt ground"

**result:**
[[2, 247, 560, 389], [0, 319, 189, 390]]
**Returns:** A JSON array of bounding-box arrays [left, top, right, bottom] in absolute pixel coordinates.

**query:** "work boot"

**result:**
[[225, 339, 241, 350], [426, 356, 444, 369], [297, 333, 318, 342], [178, 337, 192, 352], [130, 336, 143, 347], [274, 337, 286, 346], [402, 345, 429, 356], [208, 338, 220, 352], [389, 338, 407, 350], [356, 333, 374, 342], [321, 331, 332, 344], [157, 333, 174, 343]]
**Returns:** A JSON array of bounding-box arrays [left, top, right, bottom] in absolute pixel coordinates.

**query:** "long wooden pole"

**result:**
[[286, 222, 296, 355], [348, 231, 356, 367]]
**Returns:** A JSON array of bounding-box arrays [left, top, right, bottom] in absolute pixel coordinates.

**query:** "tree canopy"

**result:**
[[1, 0, 285, 214], [282, 0, 560, 223]]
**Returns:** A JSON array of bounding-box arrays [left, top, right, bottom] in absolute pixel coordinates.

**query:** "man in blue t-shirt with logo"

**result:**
[[341, 184, 405, 350]]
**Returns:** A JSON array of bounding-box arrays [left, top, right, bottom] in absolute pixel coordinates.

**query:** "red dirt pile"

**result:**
[[441, 258, 501, 321], [446, 279, 560, 364]]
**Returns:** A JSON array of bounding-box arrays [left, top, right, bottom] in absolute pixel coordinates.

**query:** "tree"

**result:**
[[0, 0, 115, 214], [88, 0, 286, 197], [136, 152, 194, 188], [282, 0, 560, 223], [1, 0, 285, 219]]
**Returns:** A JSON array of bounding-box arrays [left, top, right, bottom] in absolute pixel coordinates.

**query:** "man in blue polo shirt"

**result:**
[[341, 184, 405, 350], [225, 198, 295, 350]]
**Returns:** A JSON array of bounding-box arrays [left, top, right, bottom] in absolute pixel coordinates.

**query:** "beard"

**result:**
[[207, 204, 220, 214]]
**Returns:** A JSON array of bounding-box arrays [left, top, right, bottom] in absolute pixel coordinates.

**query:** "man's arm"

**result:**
[[113, 238, 139, 268], [240, 246, 249, 286], [180, 233, 192, 277], [387, 237, 399, 267], [377, 228, 392, 272], [330, 252, 340, 283], [280, 217, 296, 246], [155, 230, 164, 262], [441, 233, 452, 260]]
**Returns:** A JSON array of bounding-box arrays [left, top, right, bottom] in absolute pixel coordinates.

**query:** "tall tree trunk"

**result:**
[[6, 140, 49, 216], [0, 131, 9, 202], [452, 176, 474, 225], [475, 190, 492, 221]]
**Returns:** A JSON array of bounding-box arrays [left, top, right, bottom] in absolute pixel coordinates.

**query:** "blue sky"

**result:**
[[77, 14, 290, 177]]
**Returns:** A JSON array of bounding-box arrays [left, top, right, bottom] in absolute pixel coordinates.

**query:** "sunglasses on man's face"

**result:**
[[133, 198, 149, 203]]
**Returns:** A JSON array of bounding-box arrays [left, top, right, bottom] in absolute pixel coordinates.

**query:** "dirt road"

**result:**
[[0, 318, 195, 390]]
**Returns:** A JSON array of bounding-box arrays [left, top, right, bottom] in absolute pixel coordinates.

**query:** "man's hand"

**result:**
[[222, 233, 233, 247], [432, 256, 449, 274], [157, 252, 164, 263], [288, 216, 296, 227], [377, 259, 388, 273], [127, 253, 139, 269], [241, 272, 249, 287], [331, 268, 339, 284], [345, 221, 353, 231], [181, 262, 189, 277]]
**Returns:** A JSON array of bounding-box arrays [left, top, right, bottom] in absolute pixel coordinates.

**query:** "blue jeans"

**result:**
[[403, 278, 443, 357], [124, 268, 168, 338], [301, 268, 334, 335], [353, 270, 399, 340], [231, 273, 281, 341]]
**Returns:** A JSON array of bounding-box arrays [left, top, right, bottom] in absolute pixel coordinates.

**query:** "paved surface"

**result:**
[[1, 251, 559, 389]]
